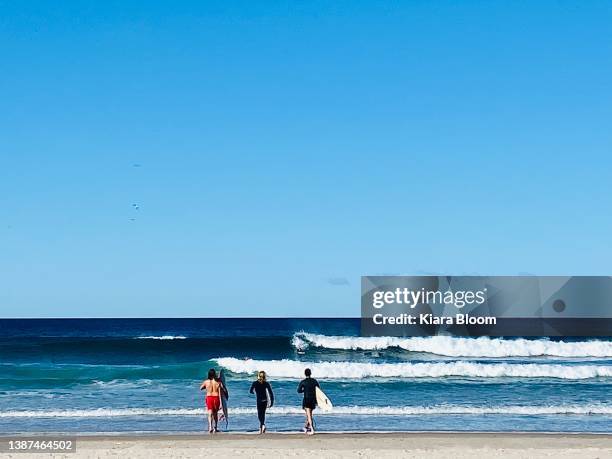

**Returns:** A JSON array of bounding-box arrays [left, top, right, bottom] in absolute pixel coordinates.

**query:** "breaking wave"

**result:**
[[216, 357, 612, 380], [292, 333, 612, 358]]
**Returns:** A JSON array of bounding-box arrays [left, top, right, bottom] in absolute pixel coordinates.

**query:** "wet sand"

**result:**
[[10, 432, 611, 458]]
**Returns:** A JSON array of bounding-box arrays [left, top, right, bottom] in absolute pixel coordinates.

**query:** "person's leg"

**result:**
[[261, 404, 266, 429], [257, 402, 267, 433], [213, 410, 219, 432], [306, 408, 315, 435], [207, 410, 213, 433], [304, 408, 314, 433]]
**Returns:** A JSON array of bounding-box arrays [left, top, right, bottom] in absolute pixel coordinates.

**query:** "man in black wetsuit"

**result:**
[[249, 371, 274, 433], [297, 368, 320, 435]]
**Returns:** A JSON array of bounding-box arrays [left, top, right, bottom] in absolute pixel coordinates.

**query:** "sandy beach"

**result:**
[[6, 433, 610, 459]]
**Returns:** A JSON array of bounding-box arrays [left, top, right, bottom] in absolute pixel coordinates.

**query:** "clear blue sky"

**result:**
[[1, 1, 611, 317]]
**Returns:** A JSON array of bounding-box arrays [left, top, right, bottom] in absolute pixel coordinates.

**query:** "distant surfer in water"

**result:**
[[200, 368, 226, 433], [297, 368, 319, 435], [249, 370, 274, 434]]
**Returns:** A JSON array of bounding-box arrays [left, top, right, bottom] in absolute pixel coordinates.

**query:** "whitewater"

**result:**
[[3, 404, 612, 418], [292, 333, 612, 358], [216, 357, 612, 379]]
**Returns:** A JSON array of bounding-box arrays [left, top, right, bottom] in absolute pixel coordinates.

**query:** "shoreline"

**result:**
[[3, 430, 612, 437]]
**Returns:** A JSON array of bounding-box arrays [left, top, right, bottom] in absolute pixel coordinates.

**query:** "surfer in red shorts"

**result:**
[[200, 368, 226, 433]]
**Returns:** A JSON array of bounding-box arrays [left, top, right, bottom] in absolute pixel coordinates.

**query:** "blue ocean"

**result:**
[[1, 319, 611, 435]]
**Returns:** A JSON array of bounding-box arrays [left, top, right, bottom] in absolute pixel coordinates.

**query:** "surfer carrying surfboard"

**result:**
[[297, 368, 320, 435], [200, 368, 227, 434], [249, 370, 274, 434]]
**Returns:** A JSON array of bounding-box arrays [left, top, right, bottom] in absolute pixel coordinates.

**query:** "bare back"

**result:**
[[203, 378, 221, 396]]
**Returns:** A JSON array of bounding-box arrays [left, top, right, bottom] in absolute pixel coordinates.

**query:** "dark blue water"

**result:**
[[1, 319, 611, 434]]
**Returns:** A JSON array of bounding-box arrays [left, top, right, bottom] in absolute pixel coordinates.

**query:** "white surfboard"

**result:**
[[315, 386, 333, 411]]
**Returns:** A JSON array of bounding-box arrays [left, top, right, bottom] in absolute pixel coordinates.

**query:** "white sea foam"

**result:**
[[215, 357, 612, 380], [135, 336, 187, 340], [2, 404, 611, 418], [0, 391, 60, 399], [92, 379, 153, 388], [292, 333, 612, 358]]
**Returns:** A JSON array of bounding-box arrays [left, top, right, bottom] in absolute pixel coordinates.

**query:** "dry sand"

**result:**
[[4, 432, 611, 459]]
